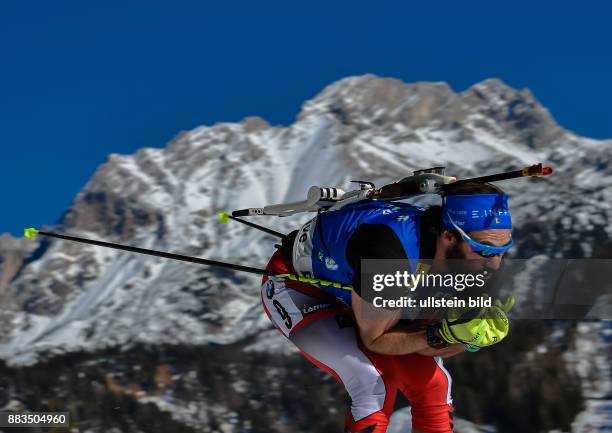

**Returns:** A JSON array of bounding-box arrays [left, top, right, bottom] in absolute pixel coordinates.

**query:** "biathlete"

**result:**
[[260, 182, 515, 433]]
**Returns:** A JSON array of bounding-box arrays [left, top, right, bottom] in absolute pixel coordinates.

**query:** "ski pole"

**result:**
[[442, 163, 552, 189], [218, 212, 285, 238], [22, 228, 352, 290]]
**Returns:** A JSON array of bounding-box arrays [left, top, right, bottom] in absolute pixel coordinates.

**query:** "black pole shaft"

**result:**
[[228, 215, 285, 238], [38, 231, 274, 277], [446, 169, 524, 187], [444, 164, 551, 189]]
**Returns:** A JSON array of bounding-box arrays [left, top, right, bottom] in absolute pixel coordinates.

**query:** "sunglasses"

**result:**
[[445, 212, 514, 257]]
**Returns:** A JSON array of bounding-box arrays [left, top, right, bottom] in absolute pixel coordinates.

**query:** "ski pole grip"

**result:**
[[232, 208, 265, 217], [521, 163, 553, 177], [232, 209, 251, 217]]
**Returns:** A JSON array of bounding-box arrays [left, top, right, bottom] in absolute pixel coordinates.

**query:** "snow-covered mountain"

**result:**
[[0, 74, 610, 432]]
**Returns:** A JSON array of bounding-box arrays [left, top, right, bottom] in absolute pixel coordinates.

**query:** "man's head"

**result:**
[[434, 182, 513, 274]]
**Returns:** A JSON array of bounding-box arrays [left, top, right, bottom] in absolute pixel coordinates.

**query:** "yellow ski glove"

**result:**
[[438, 295, 515, 348]]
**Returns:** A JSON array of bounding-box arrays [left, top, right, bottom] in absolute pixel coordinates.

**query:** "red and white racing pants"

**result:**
[[261, 250, 454, 433]]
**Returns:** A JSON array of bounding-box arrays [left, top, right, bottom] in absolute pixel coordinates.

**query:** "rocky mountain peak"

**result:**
[[459, 78, 565, 149], [297, 74, 566, 150], [299, 74, 459, 129]]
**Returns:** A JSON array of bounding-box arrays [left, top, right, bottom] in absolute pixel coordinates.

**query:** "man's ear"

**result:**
[[440, 230, 457, 245]]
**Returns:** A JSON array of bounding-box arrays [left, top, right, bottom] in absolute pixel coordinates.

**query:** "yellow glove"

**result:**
[[494, 296, 515, 313], [438, 296, 514, 348]]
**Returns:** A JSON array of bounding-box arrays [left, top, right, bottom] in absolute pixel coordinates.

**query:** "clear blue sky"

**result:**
[[1, 0, 610, 237]]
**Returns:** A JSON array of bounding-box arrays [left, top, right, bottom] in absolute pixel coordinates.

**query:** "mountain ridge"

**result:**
[[0, 73, 610, 365]]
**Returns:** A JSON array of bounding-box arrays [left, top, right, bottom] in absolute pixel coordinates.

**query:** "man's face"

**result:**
[[444, 228, 512, 276]]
